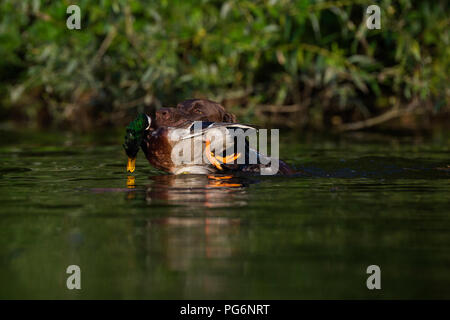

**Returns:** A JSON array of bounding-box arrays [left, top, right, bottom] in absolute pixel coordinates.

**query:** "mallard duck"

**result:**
[[123, 114, 295, 175]]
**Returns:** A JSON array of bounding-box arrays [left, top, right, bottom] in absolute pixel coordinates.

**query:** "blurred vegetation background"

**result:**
[[0, 0, 448, 131]]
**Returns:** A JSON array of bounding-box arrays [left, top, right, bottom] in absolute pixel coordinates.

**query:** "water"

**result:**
[[0, 129, 449, 299]]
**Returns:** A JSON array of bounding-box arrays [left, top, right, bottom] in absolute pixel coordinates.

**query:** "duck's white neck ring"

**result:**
[[145, 114, 152, 130]]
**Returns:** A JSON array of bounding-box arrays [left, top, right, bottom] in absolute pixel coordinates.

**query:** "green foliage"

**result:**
[[0, 0, 448, 129]]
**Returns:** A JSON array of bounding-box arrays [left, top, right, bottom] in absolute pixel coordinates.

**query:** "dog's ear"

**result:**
[[223, 112, 236, 123]]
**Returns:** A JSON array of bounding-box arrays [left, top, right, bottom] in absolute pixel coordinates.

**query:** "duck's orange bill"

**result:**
[[127, 157, 136, 173]]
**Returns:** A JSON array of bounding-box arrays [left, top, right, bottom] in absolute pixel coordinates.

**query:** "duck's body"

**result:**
[[141, 126, 174, 173], [141, 121, 257, 174], [123, 113, 295, 175]]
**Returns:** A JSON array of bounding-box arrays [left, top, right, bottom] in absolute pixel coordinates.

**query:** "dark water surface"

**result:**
[[0, 130, 449, 299]]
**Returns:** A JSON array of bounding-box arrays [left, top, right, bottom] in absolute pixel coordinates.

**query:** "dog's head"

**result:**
[[155, 99, 236, 127]]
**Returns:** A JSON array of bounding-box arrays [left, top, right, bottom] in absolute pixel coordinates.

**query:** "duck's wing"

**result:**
[[180, 122, 256, 140]]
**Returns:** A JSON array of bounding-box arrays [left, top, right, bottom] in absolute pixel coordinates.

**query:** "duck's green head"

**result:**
[[123, 113, 151, 172]]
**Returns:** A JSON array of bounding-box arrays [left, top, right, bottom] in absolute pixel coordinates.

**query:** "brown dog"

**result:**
[[154, 99, 236, 128], [147, 98, 296, 175]]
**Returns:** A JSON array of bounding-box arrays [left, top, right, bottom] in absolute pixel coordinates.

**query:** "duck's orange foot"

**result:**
[[215, 152, 241, 164], [205, 139, 223, 170], [205, 140, 241, 170]]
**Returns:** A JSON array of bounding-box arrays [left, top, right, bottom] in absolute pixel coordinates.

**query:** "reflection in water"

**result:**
[[127, 174, 250, 283], [126, 176, 136, 199], [146, 217, 241, 273], [144, 174, 249, 208], [126, 175, 136, 188], [2, 134, 450, 298]]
